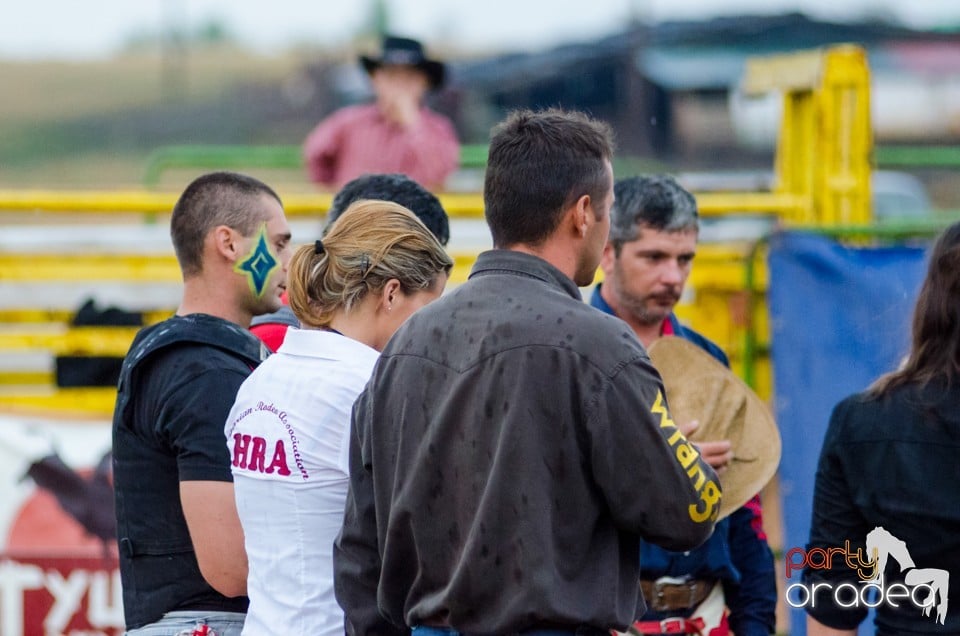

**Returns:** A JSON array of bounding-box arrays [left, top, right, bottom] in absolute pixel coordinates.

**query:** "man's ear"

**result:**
[[570, 193, 592, 238], [600, 242, 616, 275], [212, 225, 240, 262]]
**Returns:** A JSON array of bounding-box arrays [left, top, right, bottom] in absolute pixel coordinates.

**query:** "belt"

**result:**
[[629, 617, 704, 635], [413, 625, 608, 635], [639, 578, 713, 612]]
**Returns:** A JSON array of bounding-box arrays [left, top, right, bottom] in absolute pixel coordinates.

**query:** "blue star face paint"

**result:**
[[235, 223, 279, 298]]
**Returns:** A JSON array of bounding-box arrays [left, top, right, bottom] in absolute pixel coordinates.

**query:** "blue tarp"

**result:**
[[767, 231, 930, 635]]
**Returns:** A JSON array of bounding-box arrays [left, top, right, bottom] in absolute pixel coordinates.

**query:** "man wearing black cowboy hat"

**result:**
[[303, 35, 460, 191]]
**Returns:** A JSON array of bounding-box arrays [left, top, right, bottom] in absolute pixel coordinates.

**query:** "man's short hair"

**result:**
[[325, 173, 450, 246], [484, 108, 615, 248], [608, 175, 698, 254], [170, 171, 282, 276]]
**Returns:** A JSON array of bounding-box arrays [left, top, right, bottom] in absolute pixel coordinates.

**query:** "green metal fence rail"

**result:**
[[875, 145, 960, 169], [143, 143, 490, 188], [143, 145, 302, 187]]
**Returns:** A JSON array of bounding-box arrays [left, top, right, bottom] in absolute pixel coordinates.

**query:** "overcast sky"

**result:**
[[3, 0, 960, 60]]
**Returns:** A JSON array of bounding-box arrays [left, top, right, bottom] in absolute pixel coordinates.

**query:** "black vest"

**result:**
[[112, 315, 266, 628]]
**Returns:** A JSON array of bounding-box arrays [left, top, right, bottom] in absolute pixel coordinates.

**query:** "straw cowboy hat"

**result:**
[[360, 35, 446, 89], [647, 337, 781, 521]]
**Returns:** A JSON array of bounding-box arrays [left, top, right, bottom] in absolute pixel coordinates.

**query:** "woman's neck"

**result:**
[[327, 300, 382, 351]]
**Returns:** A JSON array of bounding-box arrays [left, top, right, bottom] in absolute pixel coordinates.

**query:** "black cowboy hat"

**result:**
[[359, 35, 446, 89]]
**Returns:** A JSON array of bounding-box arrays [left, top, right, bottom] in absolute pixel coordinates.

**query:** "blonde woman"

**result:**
[[224, 200, 452, 636]]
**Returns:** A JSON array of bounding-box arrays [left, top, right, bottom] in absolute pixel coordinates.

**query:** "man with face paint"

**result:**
[[112, 172, 293, 636]]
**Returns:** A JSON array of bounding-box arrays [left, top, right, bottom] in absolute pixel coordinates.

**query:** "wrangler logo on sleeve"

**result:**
[[651, 390, 722, 523]]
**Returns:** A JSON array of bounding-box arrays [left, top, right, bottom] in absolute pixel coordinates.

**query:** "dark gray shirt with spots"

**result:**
[[334, 249, 720, 635]]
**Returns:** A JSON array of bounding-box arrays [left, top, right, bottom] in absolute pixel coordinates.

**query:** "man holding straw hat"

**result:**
[[590, 175, 780, 636]]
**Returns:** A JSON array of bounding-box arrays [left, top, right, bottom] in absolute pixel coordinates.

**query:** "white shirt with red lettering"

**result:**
[[225, 328, 379, 636]]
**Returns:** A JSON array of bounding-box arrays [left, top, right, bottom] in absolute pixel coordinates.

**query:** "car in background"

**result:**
[[871, 170, 933, 220]]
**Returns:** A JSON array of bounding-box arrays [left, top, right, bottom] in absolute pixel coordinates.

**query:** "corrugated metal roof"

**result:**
[[448, 12, 960, 91]]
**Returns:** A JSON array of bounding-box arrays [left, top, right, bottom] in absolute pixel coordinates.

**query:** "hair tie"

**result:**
[[314, 239, 325, 255]]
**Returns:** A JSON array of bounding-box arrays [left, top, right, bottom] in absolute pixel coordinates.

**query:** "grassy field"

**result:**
[[0, 48, 317, 189], [0, 49, 310, 122]]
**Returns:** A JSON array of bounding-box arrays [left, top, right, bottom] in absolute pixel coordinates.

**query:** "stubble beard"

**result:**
[[611, 276, 676, 328]]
